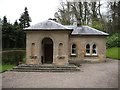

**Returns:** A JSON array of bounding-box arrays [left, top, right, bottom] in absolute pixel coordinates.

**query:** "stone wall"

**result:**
[[69, 35, 107, 63], [26, 30, 107, 65], [26, 30, 71, 65]]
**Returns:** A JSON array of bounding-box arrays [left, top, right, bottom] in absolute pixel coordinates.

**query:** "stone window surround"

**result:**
[[70, 43, 98, 57], [71, 43, 77, 56], [85, 43, 98, 56], [86, 44, 90, 55], [92, 44, 97, 55]]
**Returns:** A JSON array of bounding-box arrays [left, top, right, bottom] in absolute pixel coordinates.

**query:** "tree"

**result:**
[[0, 18, 2, 29], [55, 1, 102, 26], [106, 1, 120, 34], [18, 7, 32, 48], [54, 2, 71, 25], [2, 16, 15, 48], [14, 20, 26, 48], [0, 18, 2, 50], [2, 7, 32, 49], [3, 16, 7, 24], [117, 1, 120, 33], [19, 7, 31, 28]]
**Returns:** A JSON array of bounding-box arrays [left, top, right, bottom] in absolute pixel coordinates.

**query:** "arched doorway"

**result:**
[[42, 38, 53, 64]]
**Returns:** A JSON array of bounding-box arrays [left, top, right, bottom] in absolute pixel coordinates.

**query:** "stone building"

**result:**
[[24, 20, 108, 66]]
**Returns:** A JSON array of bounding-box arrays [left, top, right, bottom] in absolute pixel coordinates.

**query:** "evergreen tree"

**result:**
[[13, 20, 26, 48], [3, 16, 7, 24], [19, 7, 31, 28], [2, 16, 8, 48], [0, 18, 2, 50], [2, 16, 15, 48], [18, 7, 32, 48]]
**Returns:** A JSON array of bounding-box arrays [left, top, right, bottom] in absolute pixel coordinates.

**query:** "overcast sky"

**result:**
[[0, 0, 108, 25], [0, 0, 60, 25]]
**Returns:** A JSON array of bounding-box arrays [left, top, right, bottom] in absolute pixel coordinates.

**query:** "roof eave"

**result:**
[[71, 34, 109, 36], [23, 29, 73, 32]]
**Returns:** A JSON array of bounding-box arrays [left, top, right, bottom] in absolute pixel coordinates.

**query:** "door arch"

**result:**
[[41, 38, 53, 64]]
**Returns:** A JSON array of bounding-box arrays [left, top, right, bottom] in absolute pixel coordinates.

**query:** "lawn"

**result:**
[[106, 47, 120, 60], [0, 64, 16, 72]]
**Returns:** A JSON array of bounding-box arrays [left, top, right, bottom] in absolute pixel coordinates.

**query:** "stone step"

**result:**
[[14, 67, 77, 69], [13, 67, 79, 70], [11, 64, 80, 72], [11, 69, 80, 72], [17, 64, 77, 68], [13, 66, 78, 69]]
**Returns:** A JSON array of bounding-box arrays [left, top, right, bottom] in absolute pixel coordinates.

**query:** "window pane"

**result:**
[[86, 50, 90, 53], [93, 50, 96, 54], [86, 44, 90, 54], [72, 49, 76, 54], [72, 44, 76, 48], [93, 44, 96, 49], [86, 44, 90, 48], [92, 44, 97, 54], [71, 44, 76, 55]]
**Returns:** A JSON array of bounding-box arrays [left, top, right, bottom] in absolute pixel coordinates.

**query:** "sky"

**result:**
[[0, 0, 108, 25], [0, 0, 60, 25]]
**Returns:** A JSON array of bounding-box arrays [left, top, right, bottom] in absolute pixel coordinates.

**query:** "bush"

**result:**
[[2, 50, 25, 65], [106, 33, 120, 48]]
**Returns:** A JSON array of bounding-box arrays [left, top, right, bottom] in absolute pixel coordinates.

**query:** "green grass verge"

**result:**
[[0, 64, 16, 72], [106, 47, 120, 60]]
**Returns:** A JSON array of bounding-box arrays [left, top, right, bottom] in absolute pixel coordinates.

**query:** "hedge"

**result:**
[[2, 50, 25, 65]]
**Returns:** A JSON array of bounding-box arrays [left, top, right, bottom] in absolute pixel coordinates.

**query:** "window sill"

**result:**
[[70, 54, 77, 57], [92, 54, 98, 56], [85, 54, 90, 56], [84, 55, 98, 57]]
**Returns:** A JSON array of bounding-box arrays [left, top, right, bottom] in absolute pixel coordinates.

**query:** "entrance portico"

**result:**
[[25, 20, 72, 66]]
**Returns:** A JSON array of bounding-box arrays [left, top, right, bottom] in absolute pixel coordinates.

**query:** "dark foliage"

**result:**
[[2, 7, 31, 49], [107, 33, 120, 48], [2, 50, 25, 65], [19, 7, 31, 28]]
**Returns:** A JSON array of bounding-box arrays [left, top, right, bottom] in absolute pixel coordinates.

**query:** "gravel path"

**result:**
[[2, 58, 118, 88]]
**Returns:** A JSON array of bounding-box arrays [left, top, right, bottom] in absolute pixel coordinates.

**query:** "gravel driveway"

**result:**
[[2, 58, 118, 88]]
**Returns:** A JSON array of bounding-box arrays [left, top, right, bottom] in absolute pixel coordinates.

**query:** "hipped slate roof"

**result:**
[[24, 20, 71, 30], [66, 25, 109, 36], [24, 20, 109, 36]]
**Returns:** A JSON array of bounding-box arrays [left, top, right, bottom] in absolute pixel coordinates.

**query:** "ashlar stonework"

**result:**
[[24, 20, 109, 66]]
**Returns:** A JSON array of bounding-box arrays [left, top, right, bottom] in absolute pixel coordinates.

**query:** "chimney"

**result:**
[[48, 18, 57, 22]]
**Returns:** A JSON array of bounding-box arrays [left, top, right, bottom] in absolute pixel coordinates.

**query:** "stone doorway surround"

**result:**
[[41, 37, 53, 64]]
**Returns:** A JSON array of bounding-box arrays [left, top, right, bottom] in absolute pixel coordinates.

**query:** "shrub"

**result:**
[[106, 33, 120, 48], [2, 50, 25, 65]]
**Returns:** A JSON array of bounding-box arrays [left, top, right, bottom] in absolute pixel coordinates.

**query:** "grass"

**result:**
[[0, 64, 16, 72], [106, 47, 120, 60]]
